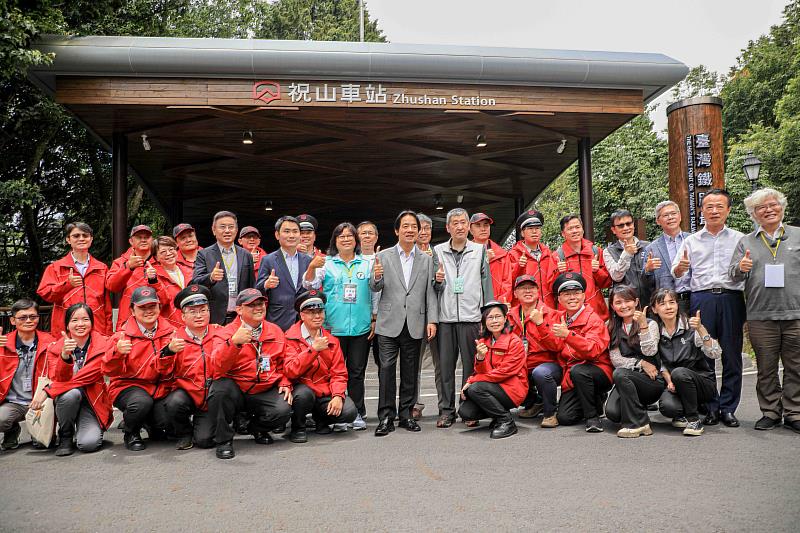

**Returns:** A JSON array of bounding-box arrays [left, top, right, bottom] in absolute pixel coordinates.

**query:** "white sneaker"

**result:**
[[332, 423, 348, 432], [352, 414, 367, 431]]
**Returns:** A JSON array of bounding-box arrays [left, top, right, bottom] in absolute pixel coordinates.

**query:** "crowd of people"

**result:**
[[0, 187, 797, 460]]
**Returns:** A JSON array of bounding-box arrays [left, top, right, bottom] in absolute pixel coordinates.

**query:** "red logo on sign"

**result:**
[[253, 81, 281, 105]]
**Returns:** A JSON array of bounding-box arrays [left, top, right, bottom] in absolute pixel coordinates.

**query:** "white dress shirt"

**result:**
[[396, 244, 416, 288], [671, 225, 745, 292]]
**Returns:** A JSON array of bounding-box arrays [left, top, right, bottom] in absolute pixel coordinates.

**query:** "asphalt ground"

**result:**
[[2, 355, 799, 533]]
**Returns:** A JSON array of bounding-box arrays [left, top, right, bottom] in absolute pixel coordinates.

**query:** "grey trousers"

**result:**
[[55, 388, 103, 452], [437, 322, 480, 417], [749, 319, 800, 422], [0, 401, 28, 434]]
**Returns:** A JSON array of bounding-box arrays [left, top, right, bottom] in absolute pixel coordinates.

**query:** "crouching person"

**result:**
[[31, 303, 113, 456], [208, 289, 292, 460], [459, 301, 528, 439], [162, 285, 224, 450], [102, 287, 181, 451], [284, 290, 357, 443]]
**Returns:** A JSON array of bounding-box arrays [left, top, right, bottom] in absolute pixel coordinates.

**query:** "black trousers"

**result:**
[[458, 381, 515, 422], [206, 378, 291, 445], [659, 367, 717, 421], [377, 324, 422, 421], [437, 322, 480, 417], [290, 384, 358, 430], [339, 333, 371, 417], [557, 364, 612, 425], [606, 368, 666, 428], [163, 388, 216, 448], [114, 386, 169, 435]]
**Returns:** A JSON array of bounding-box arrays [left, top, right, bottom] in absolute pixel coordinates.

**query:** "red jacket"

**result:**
[[44, 332, 114, 430], [212, 317, 290, 395], [507, 303, 560, 370], [535, 306, 612, 392], [483, 240, 512, 302], [507, 241, 560, 308], [101, 318, 176, 403], [37, 254, 112, 336], [554, 239, 612, 321], [283, 322, 348, 399], [250, 246, 268, 277], [467, 332, 528, 406], [176, 246, 202, 271], [0, 330, 53, 403], [161, 325, 225, 411], [151, 262, 194, 328], [105, 248, 153, 328]]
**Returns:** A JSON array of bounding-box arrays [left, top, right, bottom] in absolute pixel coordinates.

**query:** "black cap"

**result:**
[[131, 286, 159, 306], [552, 272, 587, 295], [297, 214, 318, 231], [236, 288, 266, 306], [295, 289, 327, 312], [173, 284, 210, 310], [513, 275, 539, 290], [239, 226, 260, 239], [516, 209, 544, 230], [172, 223, 195, 239], [480, 300, 508, 315]]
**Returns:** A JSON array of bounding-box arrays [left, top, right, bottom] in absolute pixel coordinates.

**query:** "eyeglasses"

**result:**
[[69, 233, 92, 239], [659, 210, 679, 219], [184, 307, 210, 316], [359, 231, 377, 236], [216, 225, 236, 231], [614, 221, 634, 228], [755, 202, 782, 213], [485, 314, 505, 321], [14, 314, 39, 322]]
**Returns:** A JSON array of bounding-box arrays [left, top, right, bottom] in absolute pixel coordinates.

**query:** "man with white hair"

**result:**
[[642, 200, 692, 315], [729, 187, 800, 434]]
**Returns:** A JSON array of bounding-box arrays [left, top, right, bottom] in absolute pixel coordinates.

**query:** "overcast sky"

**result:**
[[366, 0, 788, 131]]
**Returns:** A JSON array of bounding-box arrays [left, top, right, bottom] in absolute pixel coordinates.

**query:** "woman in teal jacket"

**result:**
[[303, 222, 375, 430]]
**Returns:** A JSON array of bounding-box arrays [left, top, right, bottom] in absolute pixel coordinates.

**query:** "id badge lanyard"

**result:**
[[342, 261, 358, 304], [761, 229, 785, 288]]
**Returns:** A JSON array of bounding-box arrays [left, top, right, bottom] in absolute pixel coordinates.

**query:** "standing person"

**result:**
[[671, 189, 745, 427], [238, 226, 267, 275], [469, 212, 512, 302], [459, 301, 527, 439], [651, 288, 722, 437], [369, 210, 438, 436], [284, 290, 357, 443], [192, 211, 255, 326], [357, 220, 380, 258], [642, 201, 692, 315], [729, 188, 800, 433], [433, 208, 493, 428], [604, 209, 654, 306], [150, 236, 193, 328], [554, 215, 612, 321], [31, 303, 112, 456], [303, 222, 373, 430], [416, 214, 434, 256], [507, 210, 559, 308], [257, 216, 312, 331], [0, 300, 53, 450], [101, 287, 181, 451], [207, 289, 292, 459], [544, 273, 613, 432], [105, 224, 154, 328], [507, 275, 561, 427], [161, 285, 223, 450], [297, 214, 325, 257], [173, 223, 201, 271], [37, 222, 112, 336], [604, 286, 665, 438]]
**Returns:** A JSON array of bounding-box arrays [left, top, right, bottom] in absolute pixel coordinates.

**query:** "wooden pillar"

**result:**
[[112, 133, 128, 258], [667, 96, 724, 232], [578, 137, 594, 241]]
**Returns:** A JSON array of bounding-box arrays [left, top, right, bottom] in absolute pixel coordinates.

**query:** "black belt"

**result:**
[[697, 288, 743, 295], [676, 292, 691, 300]]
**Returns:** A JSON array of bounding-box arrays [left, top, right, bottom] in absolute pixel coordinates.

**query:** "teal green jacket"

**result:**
[[304, 254, 374, 337]]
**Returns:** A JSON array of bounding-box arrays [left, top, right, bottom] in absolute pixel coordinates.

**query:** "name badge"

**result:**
[[23, 376, 32, 393], [258, 356, 271, 373], [343, 283, 357, 304], [522, 338, 529, 352], [453, 276, 465, 294], [765, 263, 785, 288], [228, 277, 237, 294]]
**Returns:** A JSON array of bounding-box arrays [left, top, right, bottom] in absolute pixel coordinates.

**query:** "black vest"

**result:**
[[607, 240, 654, 306], [658, 327, 714, 380], [618, 327, 659, 368]]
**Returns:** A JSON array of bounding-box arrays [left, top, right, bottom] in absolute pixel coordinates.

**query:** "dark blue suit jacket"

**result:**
[[191, 243, 254, 325], [257, 249, 312, 331]]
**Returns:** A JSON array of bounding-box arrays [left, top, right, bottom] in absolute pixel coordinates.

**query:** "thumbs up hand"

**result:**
[[645, 251, 662, 272], [557, 259, 567, 273], [518, 253, 528, 268], [435, 260, 445, 283], [168, 330, 186, 353], [231, 325, 252, 347], [591, 253, 601, 273], [311, 329, 328, 352], [210, 261, 224, 282], [688, 310, 702, 331], [530, 306, 544, 326], [309, 254, 325, 270], [675, 248, 691, 277], [126, 254, 145, 271], [633, 306, 649, 329], [116, 332, 132, 355], [265, 268, 280, 289], [145, 261, 157, 281], [552, 315, 569, 338], [251, 246, 260, 262], [373, 255, 383, 280], [61, 331, 77, 360], [739, 249, 753, 273], [68, 268, 83, 288], [475, 339, 488, 360], [0, 327, 6, 348], [486, 246, 496, 261], [624, 238, 638, 256]]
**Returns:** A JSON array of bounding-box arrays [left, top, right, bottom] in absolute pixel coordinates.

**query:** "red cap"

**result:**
[[129, 225, 152, 237]]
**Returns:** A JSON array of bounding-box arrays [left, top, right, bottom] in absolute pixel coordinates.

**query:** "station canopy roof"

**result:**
[[29, 36, 688, 244]]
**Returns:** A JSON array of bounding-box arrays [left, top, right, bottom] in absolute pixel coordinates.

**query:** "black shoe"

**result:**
[[398, 418, 421, 432], [235, 413, 250, 435], [754, 416, 781, 431], [585, 417, 603, 433], [144, 424, 167, 441], [374, 417, 395, 436], [55, 436, 76, 457], [216, 440, 235, 459], [1, 424, 21, 451], [289, 429, 308, 443], [315, 419, 333, 434], [490, 419, 518, 439], [272, 423, 286, 435], [785, 418, 800, 434], [646, 403, 659, 412], [253, 431, 274, 445], [176, 436, 194, 450], [720, 412, 740, 427], [124, 431, 146, 452], [703, 411, 719, 426], [305, 416, 317, 430]]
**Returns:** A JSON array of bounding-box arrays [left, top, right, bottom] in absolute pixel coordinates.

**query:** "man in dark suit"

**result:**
[[192, 211, 255, 325], [256, 216, 312, 331]]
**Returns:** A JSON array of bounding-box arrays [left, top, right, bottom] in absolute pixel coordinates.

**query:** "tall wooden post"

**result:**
[[578, 137, 594, 241], [112, 133, 128, 258]]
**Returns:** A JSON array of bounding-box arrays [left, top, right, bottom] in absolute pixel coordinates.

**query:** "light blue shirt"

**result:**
[[663, 232, 690, 293], [282, 248, 299, 289], [671, 225, 745, 292]]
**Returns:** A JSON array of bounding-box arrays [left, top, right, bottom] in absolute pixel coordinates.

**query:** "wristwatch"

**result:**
[[701, 334, 711, 342]]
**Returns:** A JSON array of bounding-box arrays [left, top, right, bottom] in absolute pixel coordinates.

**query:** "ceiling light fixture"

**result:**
[[242, 130, 254, 145], [556, 138, 567, 154], [475, 134, 487, 148], [141, 134, 151, 151], [456, 194, 464, 204], [264, 200, 273, 212], [435, 194, 444, 210]]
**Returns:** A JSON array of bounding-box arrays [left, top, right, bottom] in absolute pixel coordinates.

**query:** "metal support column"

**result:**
[[112, 133, 128, 258], [514, 196, 524, 241], [578, 137, 594, 241]]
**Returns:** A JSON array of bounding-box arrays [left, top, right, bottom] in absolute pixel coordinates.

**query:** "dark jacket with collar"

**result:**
[[191, 243, 255, 325], [256, 249, 312, 331]]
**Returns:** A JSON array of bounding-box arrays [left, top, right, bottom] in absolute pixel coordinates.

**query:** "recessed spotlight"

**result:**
[[242, 131, 254, 145]]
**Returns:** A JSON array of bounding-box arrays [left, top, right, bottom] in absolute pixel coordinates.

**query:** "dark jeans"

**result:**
[[437, 322, 480, 417], [557, 364, 612, 425], [690, 291, 746, 414], [114, 386, 169, 436], [290, 384, 358, 430], [458, 381, 515, 422], [530, 362, 563, 417], [339, 333, 371, 417], [606, 368, 666, 428], [206, 378, 291, 445], [377, 325, 422, 421], [163, 388, 215, 448], [659, 367, 717, 421]]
